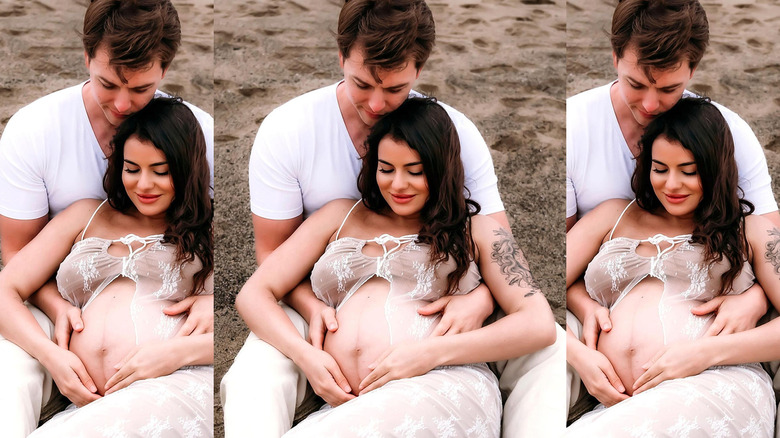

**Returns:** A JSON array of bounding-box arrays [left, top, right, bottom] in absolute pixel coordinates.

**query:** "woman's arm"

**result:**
[[0, 199, 102, 405], [359, 215, 557, 393], [633, 214, 780, 393], [235, 199, 357, 405]]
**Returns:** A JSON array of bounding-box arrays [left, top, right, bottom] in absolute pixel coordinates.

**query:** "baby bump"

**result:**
[[68, 277, 183, 394], [323, 278, 392, 393], [597, 281, 665, 394]]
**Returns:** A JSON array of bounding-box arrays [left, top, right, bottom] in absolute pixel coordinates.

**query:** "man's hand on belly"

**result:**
[[164, 294, 214, 336], [691, 284, 768, 336], [308, 306, 339, 350], [418, 283, 494, 336], [54, 305, 85, 349]]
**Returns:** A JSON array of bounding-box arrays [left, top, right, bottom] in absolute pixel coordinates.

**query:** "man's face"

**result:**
[[85, 47, 166, 126], [613, 46, 695, 127], [339, 47, 421, 127]]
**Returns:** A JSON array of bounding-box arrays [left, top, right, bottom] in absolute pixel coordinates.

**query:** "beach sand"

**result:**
[[213, 0, 565, 435]]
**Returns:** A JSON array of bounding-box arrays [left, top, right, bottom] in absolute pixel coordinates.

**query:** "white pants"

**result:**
[[0, 303, 54, 438], [221, 303, 566, 437]]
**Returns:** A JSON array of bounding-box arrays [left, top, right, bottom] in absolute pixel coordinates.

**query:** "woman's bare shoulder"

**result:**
[[53, 198, 105, 225]]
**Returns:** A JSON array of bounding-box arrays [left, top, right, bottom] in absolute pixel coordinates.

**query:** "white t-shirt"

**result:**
[[249, 82, 503, 220], [567, 82, 777, 219], [0, 83, 214, 220]]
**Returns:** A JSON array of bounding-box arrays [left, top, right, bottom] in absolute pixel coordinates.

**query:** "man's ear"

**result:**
[[84, 51, 91, 69], [612, 51, 619, 71], [339, 51, 345, 70]]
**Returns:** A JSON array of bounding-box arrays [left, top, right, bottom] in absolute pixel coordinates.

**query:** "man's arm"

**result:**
[[252, 213, 302, 265], [566, 215, 577, 232], [0, 215, 48, 265]]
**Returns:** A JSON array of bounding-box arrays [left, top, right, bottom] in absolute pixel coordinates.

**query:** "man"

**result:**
[[0, 1, 214, 435], [221, 0, 565, 436], [565, 0, 778, 416]]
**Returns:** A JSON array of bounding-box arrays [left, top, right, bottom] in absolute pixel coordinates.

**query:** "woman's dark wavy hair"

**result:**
[[632, 96, 753, 294], [358, 97, 480, 294], [104, 97, 212, 293]]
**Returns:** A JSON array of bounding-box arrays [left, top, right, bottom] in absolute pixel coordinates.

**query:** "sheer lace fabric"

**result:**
[[291, 223, 501, 437], [569, 205, 774, 436], [584, 234, 755, 344], [33, 202, 213, 437]]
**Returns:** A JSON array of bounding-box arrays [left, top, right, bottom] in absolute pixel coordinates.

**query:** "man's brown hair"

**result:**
[[337, 0, 435, 82], [83, 0, 181, 81], [611, 0, 709, 82]]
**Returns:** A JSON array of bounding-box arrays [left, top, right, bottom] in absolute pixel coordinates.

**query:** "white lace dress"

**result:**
[[567, 204, 774, 437], [283, 203, 501, 437], [29, 201, 213, 437]]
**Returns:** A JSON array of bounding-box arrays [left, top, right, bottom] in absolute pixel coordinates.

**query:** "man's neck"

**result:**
[[609, 82, 643, 157], [336, 82, 371, 155], [81, 82, 116, 157]]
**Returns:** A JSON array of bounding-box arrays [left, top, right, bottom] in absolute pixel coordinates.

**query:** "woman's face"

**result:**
[[649, 135, 703, 218], [376, 136, 429, 218], [122, 135, 175, 219]]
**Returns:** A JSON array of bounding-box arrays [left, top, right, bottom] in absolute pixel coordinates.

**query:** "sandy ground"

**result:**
[[213, 0, 565, 435]]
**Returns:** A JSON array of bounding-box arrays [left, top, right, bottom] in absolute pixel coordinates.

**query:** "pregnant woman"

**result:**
[[237, 97, 556, 436], [0, 97, 213, 436], [566, 97, 778, 436]]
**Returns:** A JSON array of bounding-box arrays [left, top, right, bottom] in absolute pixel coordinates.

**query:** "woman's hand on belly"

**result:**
[[38, 344, 101, 406], [295, 346, 356, 406], [103, 339, 185, 395], [632, 339, 714, 395], [358, 339, 438, 395], [568, 339, 629, 406]]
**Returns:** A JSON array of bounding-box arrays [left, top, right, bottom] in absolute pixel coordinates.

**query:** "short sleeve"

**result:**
[[0, 111, 49, 220], [723, 108, 778, 215], [248, 110, 304, 220], [447, 107, 504, 215], [185, 102, 215, 195]]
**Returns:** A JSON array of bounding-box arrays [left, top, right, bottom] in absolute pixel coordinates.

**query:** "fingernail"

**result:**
[[604, 324, 611, 330], [76, 324, 83, 330], [618, 385, 625, 392], [91, 385, 97, 392], [329, 324, 337, 330], [343, 385, 351, 392]]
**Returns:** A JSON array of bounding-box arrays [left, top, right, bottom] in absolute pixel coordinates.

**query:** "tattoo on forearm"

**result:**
[[490, 229, 542, 297], [766, 228, 780, 275]]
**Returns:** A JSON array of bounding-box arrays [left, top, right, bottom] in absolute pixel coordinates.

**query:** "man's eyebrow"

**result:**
[[97, 75, 155, 90]]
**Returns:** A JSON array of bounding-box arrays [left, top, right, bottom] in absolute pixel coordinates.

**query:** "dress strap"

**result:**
[[80, 199, 109, 241], [608, 200, 635, 240], [335, 200, 362, 240]]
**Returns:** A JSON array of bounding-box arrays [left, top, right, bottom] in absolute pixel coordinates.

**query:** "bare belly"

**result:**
[[323, 277, 431, 394], [68, 277, 180, 394], [596, 280, 665, 395]]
